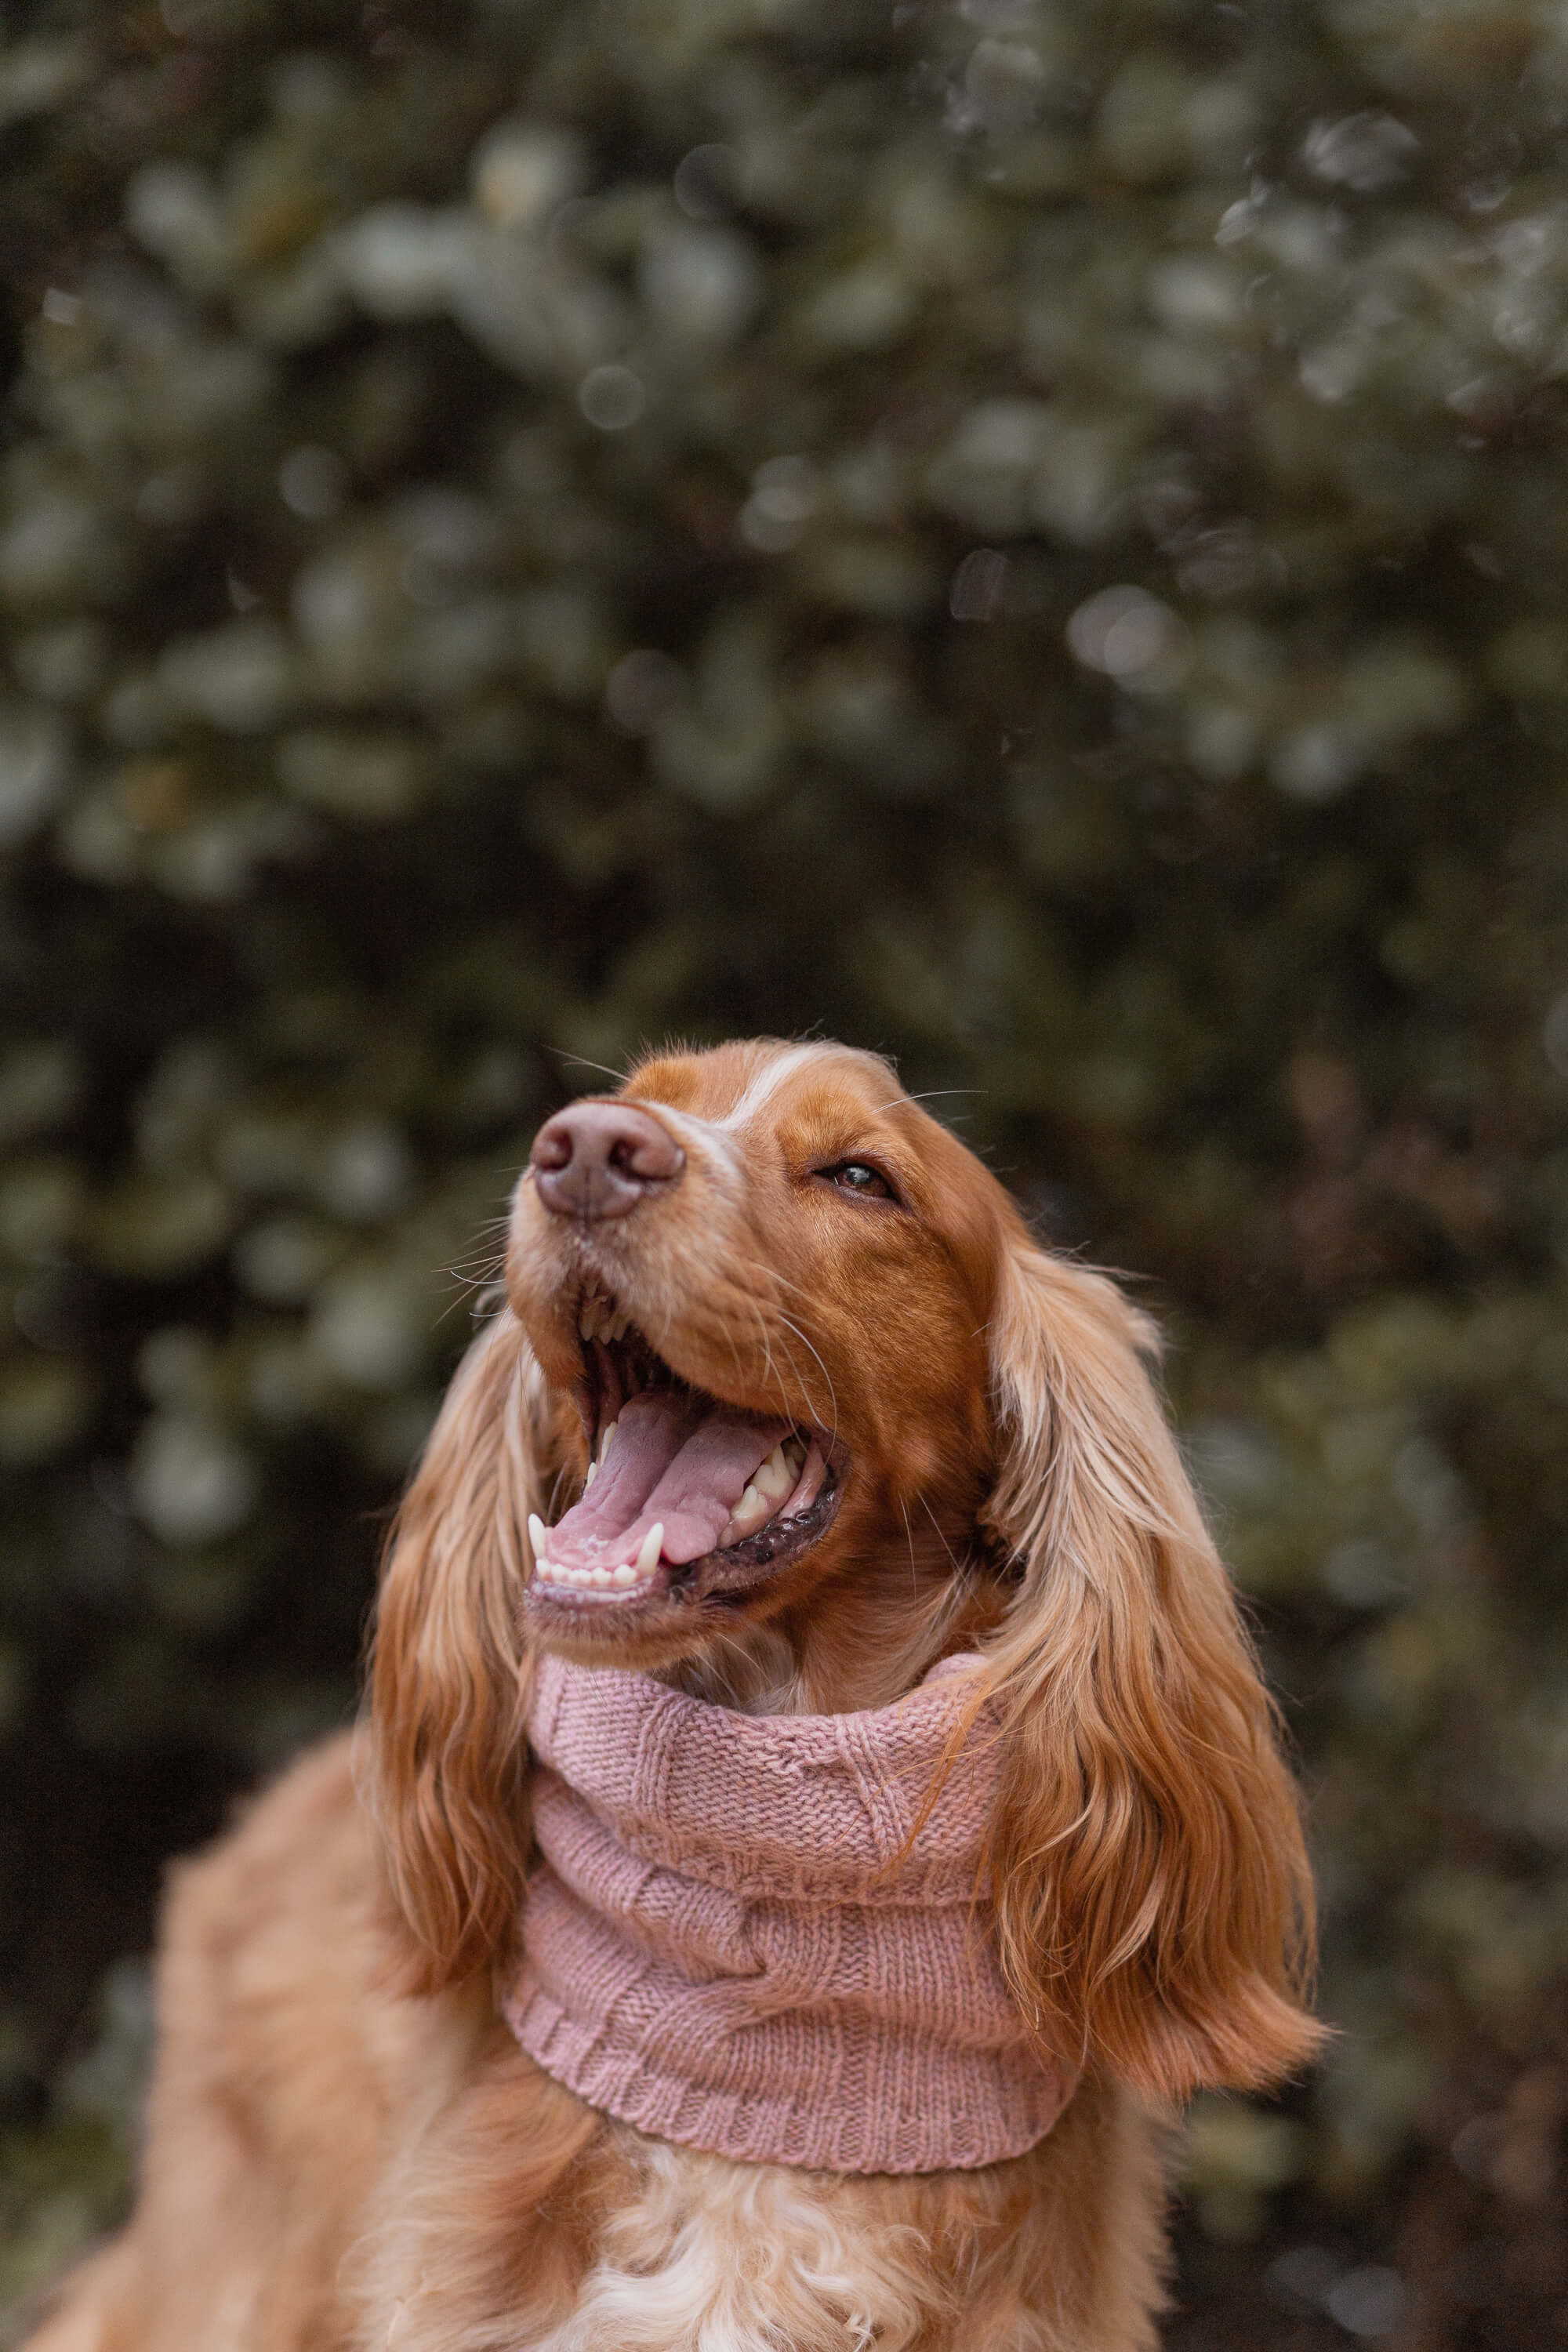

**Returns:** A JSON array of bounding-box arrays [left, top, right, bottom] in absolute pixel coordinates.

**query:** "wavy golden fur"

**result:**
[[26, 1038, 1322, 2352]]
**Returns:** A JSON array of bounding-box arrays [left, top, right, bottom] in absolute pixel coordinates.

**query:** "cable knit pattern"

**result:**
[[502, 1651, 1074, 2174]]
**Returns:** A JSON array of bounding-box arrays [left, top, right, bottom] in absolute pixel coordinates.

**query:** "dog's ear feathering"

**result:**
[[982, 1233, 1327, 2105], [369, 1309, 552, 1994]]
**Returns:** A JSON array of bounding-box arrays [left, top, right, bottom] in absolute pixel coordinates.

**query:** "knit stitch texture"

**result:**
[[503, 1650, 1074, 2173]]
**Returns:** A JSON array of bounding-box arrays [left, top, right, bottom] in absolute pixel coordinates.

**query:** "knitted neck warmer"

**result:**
[[503, 1650, 1075, 2176]]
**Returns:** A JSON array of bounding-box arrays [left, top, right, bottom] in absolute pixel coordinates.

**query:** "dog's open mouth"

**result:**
[[525, 1280, 841, 1614]]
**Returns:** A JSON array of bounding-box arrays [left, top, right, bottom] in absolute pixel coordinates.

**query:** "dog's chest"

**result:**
[[527, 2143, 938, 2352]]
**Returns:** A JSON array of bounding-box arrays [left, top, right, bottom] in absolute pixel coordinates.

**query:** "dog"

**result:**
[[27, 1036, 1323, 2352]]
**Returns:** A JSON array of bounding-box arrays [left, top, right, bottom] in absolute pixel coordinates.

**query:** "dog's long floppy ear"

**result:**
[[368, 1308, 554, 1994], [982, 1235, 1327, 2104]]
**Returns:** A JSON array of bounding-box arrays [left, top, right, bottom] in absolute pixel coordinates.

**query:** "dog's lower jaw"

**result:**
[[523, 1453, 846, 1640], [533, 1494, 1000, 1711]]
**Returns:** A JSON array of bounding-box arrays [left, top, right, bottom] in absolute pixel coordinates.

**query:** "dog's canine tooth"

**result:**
[[583, 1460, 597, 1490], [635, 1523, 663, 1575], [598, 1419, 618, 1464], [528, 1512, 549, 1562]]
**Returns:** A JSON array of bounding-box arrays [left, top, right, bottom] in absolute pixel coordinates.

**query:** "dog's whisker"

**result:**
[[773, 1309, 839, 1442], [916, 1490, 964, 1578], [550, 1048, 629, 1087], [898, 1495, 919, 1605], [871, 1088, 983, 1115]]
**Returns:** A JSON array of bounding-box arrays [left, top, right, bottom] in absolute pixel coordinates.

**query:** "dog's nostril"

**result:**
[[532, 1127, 574, 1173], [529, 1103, 684, 1220], [609, 1135, 661, 1176]]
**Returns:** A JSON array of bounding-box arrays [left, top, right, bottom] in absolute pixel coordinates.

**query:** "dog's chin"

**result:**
[[518, 1279, 846, 1661]]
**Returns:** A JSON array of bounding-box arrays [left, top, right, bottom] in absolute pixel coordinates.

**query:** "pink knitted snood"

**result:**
[[502, 1650, 1075, 2175]]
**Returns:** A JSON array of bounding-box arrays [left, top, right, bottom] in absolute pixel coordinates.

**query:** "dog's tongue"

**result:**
[[546, 1390, 789, 1570]]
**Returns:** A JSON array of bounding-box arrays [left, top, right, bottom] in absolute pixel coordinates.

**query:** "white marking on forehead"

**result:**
[[655, 1102, 743, 1181], [633, 1043, 848, 1187], [710, 1042, 837, 1131]]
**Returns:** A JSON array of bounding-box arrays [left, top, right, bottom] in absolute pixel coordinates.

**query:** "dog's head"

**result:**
[[372, 1037, 1324, 2101], [506, 1039, 1002, 1668]]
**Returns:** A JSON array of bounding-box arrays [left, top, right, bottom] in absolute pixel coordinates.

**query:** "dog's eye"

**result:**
[[820, 1160, 895, 1201]]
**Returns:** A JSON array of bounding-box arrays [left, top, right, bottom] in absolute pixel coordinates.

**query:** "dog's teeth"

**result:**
[[612, 1563, 637, 1587], [583, 1460, 597, 1490], [636, 1522, 664, 1575], [754, 1445, 792, 1501], [528, 1512, 549, 1561], [598, 1419, 618, 1464], [578, 1305, 595, 1341], [781, 1437, 827, 1520], [720, 1479, 771, 1544], [590, 1566, 612, 1587]]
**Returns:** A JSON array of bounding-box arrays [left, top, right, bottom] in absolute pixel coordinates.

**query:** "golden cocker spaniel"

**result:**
[[29, 1037, 1322, 2352]]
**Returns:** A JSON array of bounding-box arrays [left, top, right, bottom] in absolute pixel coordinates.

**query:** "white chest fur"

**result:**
[[528, 2141, 947, 2352]]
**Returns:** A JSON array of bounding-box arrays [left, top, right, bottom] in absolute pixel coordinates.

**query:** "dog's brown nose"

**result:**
[[529, 1102, 684, 1221]]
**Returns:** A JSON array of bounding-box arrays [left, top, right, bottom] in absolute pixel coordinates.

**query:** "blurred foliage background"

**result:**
[[1, 0, 1566, 2342]]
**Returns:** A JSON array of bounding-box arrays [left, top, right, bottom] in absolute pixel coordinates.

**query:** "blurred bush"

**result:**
[[2, 0, 1567, 2343]]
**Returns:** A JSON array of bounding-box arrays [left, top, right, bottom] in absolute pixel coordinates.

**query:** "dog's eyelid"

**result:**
[[811, 1156, 905, 1206]]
